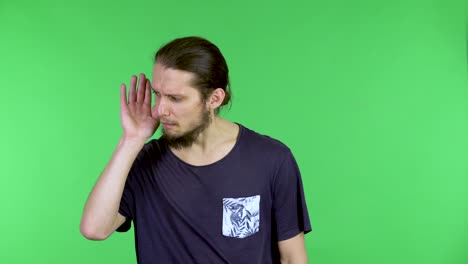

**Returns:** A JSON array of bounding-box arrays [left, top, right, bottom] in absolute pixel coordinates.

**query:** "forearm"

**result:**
[[80, 136, 145, 239], [278, 232, 308, 264], [280, 255, 308, 264]]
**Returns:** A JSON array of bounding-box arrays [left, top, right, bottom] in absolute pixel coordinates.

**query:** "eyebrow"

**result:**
[[152, 87, 185, 97]]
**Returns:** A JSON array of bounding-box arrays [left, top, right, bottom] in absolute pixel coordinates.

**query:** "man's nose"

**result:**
[[157, 99, 169, 116]]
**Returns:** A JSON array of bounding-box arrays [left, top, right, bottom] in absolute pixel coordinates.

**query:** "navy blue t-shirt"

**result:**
[[117, 124, 311, 263]]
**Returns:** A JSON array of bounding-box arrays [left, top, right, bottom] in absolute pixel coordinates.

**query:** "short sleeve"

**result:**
[[115, 177, 134, 232], [272, 150, 312, 241], [115, 145, 147, 233], [115, 140, 160, 233]]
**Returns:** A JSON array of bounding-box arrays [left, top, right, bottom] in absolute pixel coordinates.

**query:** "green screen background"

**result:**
[[0, 0, 466, 263]]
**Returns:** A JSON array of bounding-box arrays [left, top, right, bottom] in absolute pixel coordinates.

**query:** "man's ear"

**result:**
[[206, 88, 226, 110]]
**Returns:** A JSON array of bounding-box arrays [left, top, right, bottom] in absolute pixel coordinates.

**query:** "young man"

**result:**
[[80, 36, 311, 263]]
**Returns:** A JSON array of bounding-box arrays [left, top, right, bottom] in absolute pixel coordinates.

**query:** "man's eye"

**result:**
[[152, 90, 159, 96], [170, 96, 180, 102]]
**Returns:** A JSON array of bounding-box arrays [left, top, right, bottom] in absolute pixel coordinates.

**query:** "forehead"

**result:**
[[151, 63, 197, 94]]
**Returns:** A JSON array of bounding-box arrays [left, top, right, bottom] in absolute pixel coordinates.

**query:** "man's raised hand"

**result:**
[[120, 73, 159, 142]]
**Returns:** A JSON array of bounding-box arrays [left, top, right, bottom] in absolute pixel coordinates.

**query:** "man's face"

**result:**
[[151, 62, 212, 148]]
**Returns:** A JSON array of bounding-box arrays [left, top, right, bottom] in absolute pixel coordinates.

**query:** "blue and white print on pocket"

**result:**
[[222, 195, 260, 238]]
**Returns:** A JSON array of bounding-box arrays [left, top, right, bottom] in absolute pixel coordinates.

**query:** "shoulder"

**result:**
[[134, 138, 166, 161], [125, 138, 167, 184], [128, 138, 167, 175], [238, 124, 293, 159], [237, 124, 301, 185]]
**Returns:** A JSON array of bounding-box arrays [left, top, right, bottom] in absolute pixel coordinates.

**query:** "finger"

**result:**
[[129, 75, 137, 103], [144, 79, 151, 105], [120, 83, 128, 112], [151, 105, 160, 121], [137, 73, 146, 103]]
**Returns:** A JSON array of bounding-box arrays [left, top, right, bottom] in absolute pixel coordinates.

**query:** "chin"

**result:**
[[162, 129, 180, 138]]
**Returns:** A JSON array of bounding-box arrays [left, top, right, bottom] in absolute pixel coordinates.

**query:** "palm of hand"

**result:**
[[120, 73, 159, 141]]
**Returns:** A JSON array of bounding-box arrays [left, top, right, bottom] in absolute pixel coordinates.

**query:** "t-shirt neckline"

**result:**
[[165, 122, 244, 169]]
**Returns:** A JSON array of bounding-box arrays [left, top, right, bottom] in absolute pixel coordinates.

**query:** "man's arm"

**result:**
[[278, 232, 308, 264], [80, 74, 159, 240], [80, 137, 145, 240]]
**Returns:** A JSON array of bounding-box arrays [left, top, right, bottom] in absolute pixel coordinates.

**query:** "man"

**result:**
[[80, 36, 311, 263]]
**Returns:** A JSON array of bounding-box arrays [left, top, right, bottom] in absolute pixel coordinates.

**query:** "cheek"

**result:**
[[174, 99, 206, 121], [179, 102, 197, 115]]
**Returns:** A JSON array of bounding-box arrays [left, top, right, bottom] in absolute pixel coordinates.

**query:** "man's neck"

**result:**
[[170, 117, 240, 166]]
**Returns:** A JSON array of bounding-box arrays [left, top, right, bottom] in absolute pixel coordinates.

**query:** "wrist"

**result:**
[[118, 135, 146, 149]]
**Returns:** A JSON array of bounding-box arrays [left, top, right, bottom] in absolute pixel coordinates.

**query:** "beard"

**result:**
[[161, 107, 212, 150]]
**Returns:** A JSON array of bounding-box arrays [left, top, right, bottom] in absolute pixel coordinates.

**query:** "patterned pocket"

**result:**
[[222, 195, 260, 238]]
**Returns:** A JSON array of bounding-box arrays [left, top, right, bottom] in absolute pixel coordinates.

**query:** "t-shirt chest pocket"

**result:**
[[222, 195, 260, 238]]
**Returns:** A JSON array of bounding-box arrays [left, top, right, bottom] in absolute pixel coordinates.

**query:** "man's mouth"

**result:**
[[161, 121, 176, 128]]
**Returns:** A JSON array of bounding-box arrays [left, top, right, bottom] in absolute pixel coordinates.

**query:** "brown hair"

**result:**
[[154, 36, 232, 114]]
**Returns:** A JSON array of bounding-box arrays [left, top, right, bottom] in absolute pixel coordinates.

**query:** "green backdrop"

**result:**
[[1, 0, 466, 263]]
